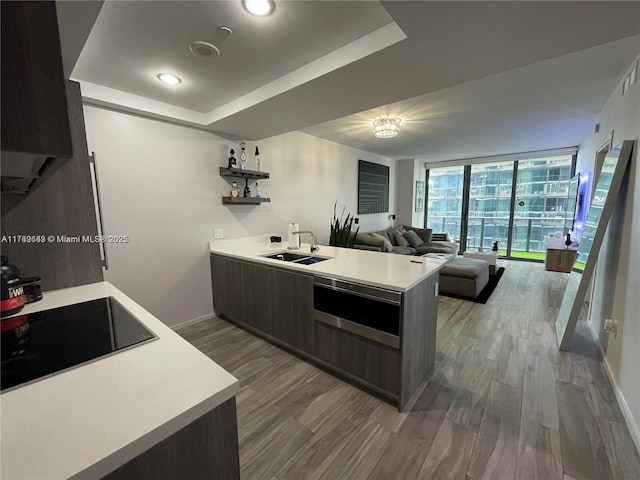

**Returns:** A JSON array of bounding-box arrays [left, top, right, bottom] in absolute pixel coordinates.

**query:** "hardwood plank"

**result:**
[[369, 400, 408, 434], [369, 382, 455, 480], [582, 357, 625, 424], [506, 310, 530, 339], [432, 336, 478, 390], [240, 418, 312, 480], [445, 356, 495, 432], [295, 382, 368, 433], [445, 389, 489, 433], [495, 335, 528, 389], [596, 416, 640, 480], [466, 381, 522, 480], [556, 381, 614, 480], [318, 420, 393, 480], [568, 353, 593, 388], [474, 325, 506, 361], [514, 418, 563, 480], [418, 419, 477, 480], [522, 355, 560, 430], [275, 403, 373, 479]]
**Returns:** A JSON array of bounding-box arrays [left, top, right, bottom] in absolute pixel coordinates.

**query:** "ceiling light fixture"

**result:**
[[243, 0, 274, 16], [373, 117, 401, 138], [157, 73, 182, 85]]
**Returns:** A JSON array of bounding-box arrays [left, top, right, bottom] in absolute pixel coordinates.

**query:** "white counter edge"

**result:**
[[209, 236, 451, 293], [1, 281, 239, 480]]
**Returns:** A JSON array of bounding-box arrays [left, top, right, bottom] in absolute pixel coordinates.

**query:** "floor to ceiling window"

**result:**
[[424, 166, 464, 241], [424, 152, 576, 260], [467, 162, 513, 254], [511, 155, 574, 260]]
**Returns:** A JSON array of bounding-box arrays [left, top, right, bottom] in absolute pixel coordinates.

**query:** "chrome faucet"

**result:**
[[293, 231, 319, 253]]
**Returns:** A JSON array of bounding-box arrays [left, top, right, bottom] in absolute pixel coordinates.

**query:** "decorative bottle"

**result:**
[[227, 149, 236, 169], [255, 182, 261, 198], [254, 146, 261, 171], [239, 142, 248, 170], [243, 179, 251, 198], [230, 181, 240, 198]]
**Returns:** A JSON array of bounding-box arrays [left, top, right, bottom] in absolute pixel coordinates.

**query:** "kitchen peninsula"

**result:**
[[0, 282, 240, 480], [210, 235, 450, 411]]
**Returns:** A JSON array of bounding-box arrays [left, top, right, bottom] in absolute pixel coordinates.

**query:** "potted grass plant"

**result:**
[[329, 202, 359, 248]]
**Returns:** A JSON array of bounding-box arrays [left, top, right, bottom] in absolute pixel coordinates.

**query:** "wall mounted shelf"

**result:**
[[219, 167, 269, 180], [222, 197, 271, 205]]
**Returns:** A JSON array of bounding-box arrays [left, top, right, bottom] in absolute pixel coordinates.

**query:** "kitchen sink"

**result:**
[[263, 252, 330, 265], [295, 256, 328, 265], [265, 252, 309, 262]]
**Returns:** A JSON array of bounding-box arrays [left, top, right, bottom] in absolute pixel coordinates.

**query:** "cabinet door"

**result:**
[[241, 262, 274, 336], [1, 1, 72, 159], [314, 321, 400, 396], [271, 268, 313, 351], [0, 81, 103, 290], [210, 255, 242, 322]]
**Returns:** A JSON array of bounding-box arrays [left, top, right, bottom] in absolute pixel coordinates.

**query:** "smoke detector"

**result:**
[[189, 41, 220, 59], [189, 27, 232, 59]]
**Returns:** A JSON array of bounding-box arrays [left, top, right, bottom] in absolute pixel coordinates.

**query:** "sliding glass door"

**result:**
[[467, 162, 513, 254], [511, 156, 573, 260], [425, 153, 575, 261]]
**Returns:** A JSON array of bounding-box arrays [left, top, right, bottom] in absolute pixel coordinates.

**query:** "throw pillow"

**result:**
[[370, 232, 393, 252], [394, 230, 411, 247], [403, 230, 423, 248], [355, 232, 385, 250], [403, 226, 432, 243]]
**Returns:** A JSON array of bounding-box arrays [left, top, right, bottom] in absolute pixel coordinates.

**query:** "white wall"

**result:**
[[575, 54, 640, 450], [83, 106, 394, 328], [395, 159, 426, 228]]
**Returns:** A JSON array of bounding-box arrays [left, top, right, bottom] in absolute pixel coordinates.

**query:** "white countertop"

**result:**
[[210, 234, 451, 292], [0, 282, 239, 480]]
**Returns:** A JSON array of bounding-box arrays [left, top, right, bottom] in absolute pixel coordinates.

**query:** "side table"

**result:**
[[545, 248, 577, 273]]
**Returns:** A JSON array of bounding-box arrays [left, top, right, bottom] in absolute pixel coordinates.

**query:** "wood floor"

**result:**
[[179, 261, 640, 480]]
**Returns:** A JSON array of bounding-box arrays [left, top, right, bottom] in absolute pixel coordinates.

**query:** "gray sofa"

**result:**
[[354, 225, 458, 255]]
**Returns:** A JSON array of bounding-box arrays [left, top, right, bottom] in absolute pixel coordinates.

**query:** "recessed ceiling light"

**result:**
[[157, 73, 182, 85], [243, 0, 274, 16]]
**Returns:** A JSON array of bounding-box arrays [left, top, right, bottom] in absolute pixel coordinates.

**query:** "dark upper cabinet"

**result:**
[[0, 80, 104, 291], [1, 1, 73, 194]]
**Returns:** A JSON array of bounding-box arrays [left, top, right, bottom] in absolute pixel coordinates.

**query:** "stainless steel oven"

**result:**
[[313, 276, 401, 349]]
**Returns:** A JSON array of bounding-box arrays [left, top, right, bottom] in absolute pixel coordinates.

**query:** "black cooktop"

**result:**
[[1, 297, 156, 392]]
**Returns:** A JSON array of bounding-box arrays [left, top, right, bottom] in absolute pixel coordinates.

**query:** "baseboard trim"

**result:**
[[588, 320, 640, 453], [172, 312, 216, 331]]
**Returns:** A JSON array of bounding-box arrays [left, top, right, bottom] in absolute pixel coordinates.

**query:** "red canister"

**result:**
[[1, 256, 26, 317]]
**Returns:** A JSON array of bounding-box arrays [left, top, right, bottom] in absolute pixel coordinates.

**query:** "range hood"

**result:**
[[1, 152, 51, 194]]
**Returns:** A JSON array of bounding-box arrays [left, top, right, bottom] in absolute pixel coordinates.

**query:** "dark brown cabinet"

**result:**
[[1, 1, 73, 193], [271, 268, 313, 351], [210, 255, 243, 322], [240, 262, 274, 335], [209, 253, 438, 411], [314, 321, 400, 396], [210, 255, 312, 348], [1, 80, 104, 291]]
